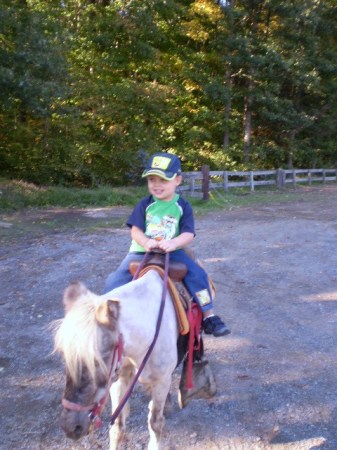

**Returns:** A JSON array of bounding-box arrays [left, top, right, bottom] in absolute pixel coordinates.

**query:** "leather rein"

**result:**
[[61, 251, 170, 430]]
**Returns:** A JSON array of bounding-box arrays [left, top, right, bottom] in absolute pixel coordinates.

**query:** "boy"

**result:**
[[104, 152, 230, 337]]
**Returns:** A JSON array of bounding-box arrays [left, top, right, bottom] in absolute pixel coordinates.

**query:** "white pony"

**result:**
[[53, 268, 216, 449], [54, 270, 180, 450]]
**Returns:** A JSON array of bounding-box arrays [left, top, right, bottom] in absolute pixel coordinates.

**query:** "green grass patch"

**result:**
[[0, 178, 329, 214], [0, 180, 148, 211], [188, 186, 302, 215]]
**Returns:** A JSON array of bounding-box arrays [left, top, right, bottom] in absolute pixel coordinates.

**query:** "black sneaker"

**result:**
[[203, 315, 231, 337]]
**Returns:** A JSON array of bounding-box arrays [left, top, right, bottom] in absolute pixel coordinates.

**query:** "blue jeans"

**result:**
[[103, 249, 214, 312]]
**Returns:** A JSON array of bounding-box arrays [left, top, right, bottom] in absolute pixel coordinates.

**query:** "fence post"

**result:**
[[223, 171, 228, 192], [323, 169, 326, 184], [189, 177, 195, 196], [276, 169, 285, 189], [308, 170, 312, 185], [292, 170, 296, 187], [249, 171, 254, 191], [201, 165, 210, 201]]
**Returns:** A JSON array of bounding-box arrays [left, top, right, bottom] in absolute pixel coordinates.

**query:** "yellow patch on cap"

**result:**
[[151, 156, 171, 170]]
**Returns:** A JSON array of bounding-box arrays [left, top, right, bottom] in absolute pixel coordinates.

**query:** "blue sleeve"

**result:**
[[179, 198, 195, 235], [126, 196, 152, 231]]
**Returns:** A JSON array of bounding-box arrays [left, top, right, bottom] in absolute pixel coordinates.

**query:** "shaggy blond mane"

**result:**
[[53, 294, 108, 386]]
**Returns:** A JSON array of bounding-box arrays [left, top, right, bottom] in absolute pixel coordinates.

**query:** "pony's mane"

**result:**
[[53, 294, 108, 386]]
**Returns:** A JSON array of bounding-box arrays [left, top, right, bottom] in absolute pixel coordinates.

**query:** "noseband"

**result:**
[[62, 335, 123, 429]]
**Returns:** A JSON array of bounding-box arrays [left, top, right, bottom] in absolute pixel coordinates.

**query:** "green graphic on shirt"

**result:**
[[146, 213, 178, 240], [129, 194, 183, 252]]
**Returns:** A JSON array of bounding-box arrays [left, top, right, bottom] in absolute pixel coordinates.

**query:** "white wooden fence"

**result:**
[[180, 168, 337, 198]]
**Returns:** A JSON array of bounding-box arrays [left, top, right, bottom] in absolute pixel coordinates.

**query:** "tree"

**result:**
[[220, 0, 337, 169], [0, 0, 69, 182], [1, 0, 336, 186]]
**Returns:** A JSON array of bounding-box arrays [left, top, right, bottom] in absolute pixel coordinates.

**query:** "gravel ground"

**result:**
[[1, 186, 337, 450]]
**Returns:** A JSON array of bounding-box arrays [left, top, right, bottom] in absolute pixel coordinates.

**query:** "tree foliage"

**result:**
[[0, 0, 336, 185]]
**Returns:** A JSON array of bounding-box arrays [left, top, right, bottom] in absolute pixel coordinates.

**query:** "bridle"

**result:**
[[61, 251, 170, 430], [62, 334, 123, 429]]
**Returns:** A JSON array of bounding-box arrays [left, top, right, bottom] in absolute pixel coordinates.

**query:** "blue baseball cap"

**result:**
[[142, 152, 182, 180]]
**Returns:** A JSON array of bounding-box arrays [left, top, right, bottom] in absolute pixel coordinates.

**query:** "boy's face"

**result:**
[[147, 175, 182, 201]]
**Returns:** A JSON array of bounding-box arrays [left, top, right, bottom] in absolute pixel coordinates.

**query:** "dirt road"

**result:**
[[1, 186, 337, 450]]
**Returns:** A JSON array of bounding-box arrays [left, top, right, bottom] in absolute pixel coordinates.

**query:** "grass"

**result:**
[[0, 179, 333, 242], [0, 178, 327, 214], [187, 187, 303, 215], [0, 179, 149, 211]]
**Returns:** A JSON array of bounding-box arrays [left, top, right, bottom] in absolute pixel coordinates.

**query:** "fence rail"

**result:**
[[180, 167, 337, 199]]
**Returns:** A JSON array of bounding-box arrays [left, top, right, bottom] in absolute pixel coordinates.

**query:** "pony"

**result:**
[[53, 269, 216, 450]]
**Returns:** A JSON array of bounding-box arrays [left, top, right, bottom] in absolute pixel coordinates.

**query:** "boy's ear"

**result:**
[[175, 175, 183, 186]]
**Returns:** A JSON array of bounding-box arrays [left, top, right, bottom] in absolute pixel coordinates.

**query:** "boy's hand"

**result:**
[[144, 238, 160, 252], [156, 239, 177, 253]]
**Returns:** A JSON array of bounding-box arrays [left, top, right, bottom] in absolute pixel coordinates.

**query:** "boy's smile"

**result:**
[[147, 175, 182, 201]]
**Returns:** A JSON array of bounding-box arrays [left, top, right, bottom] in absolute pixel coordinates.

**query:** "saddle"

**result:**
[[129, 254, 192, 335]]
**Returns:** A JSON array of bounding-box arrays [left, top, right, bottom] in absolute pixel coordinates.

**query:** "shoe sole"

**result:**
[[213, 329, 231, 337]]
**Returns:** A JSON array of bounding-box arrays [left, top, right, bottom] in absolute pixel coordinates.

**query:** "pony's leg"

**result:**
[[163, 392, 173, 418], [109, 361, 135, 450], [147, 375, 172, 450]]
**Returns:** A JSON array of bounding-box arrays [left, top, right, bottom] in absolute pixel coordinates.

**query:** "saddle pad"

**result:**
[[136, 265, 190, 336]]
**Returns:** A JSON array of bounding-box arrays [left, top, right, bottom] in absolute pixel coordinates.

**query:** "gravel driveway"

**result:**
[[1, 186, 337, 450]]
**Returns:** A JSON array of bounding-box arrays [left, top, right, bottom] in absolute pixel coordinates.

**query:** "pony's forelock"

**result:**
[[54, 294, 108, 386]]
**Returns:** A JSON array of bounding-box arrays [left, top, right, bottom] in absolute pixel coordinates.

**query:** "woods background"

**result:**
[[1, 0, 336, 187]]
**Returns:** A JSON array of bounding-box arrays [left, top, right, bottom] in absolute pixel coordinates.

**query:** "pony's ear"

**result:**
[[95, 299, 120, 327], [63, 281, 88, 313]]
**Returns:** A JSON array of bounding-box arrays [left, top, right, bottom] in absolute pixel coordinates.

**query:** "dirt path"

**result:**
[[1, 186, 337, 450]]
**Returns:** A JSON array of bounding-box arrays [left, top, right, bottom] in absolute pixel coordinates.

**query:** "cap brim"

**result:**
[[142, 169, 178, 181]]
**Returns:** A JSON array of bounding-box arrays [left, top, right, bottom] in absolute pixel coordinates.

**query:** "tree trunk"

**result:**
[[223, 63, 231, 149], [222, 0, 235, 150], [287, 129, 296, 169], [243, 78, 253, 164]]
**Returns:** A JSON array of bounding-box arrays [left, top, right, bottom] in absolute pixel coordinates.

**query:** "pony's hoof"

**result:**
[[178, 360, 217, 409]]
